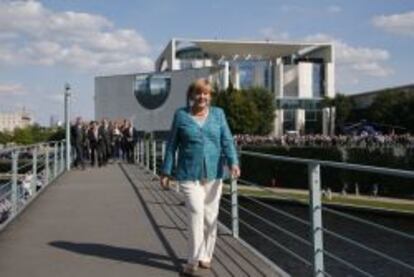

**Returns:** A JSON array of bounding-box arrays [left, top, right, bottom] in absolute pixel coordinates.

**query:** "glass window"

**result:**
[[134, 74, 171, 110], [312, 63, 324, 98], [276, 98, 322, 110], [305, 110, 318, 122]]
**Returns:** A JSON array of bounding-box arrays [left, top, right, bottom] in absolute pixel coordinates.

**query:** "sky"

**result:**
[[0, 0, 413, 125]]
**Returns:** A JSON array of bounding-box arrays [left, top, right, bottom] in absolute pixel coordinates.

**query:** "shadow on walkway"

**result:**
[[49, 241, 179, 272]]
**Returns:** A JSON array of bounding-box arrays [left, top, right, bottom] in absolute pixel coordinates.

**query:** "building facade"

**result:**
[[0, 110, 33, 132], [95, 38, 335, 136]]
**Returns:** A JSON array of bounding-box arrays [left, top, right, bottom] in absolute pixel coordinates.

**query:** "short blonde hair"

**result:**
[[186, 78, 212, 106]]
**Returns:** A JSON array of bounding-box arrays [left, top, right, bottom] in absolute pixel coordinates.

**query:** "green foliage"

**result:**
[[0, 125, 64, 145], [333, 94, 354, 127], [212, 87, 275, 135], [368, 91, 414, 132], [13, 127, 33, 145], [322, 94, 354, 129], [0, 130, 12, 145], [241, 145, 414, 198]]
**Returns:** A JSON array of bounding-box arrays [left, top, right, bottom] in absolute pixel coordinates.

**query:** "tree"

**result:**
[[0, 131, 12, 145], [212, 87, 275, 135], [333, 94, 354, 128], [322, 94, 354, 133], [245, 87, 275, 135], [13, 127, 33, 145], [368, 91, 414, 132]]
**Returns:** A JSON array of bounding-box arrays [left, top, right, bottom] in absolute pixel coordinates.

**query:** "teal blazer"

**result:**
[[161, 106, 239, 181]]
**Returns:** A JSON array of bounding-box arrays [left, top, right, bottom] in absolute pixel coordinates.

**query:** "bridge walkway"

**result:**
[[0, 163, 283, 277]]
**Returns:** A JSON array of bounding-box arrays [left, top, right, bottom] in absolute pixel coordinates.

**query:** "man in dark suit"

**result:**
[[71, 117, 85, 169], [88, 121, 100, 167], [98, 118, 111, 166], [123, 119, 138, 163]]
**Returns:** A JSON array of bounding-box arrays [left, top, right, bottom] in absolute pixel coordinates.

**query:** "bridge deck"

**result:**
[[0, 163, 283, 277]]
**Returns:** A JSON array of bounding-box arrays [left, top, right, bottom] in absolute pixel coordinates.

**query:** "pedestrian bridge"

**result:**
[[0, 162, 284, 277], [1, 141, 414, 277]]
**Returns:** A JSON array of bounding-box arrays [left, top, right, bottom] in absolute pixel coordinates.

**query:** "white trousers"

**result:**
[[179, 179, 223, 265]]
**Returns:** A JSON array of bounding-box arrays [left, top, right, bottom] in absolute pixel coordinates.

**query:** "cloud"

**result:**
[[257, 28, 393, 90], [372, 11, 414, 37], [304, 33, 393, 80], [327, 5, 342, 14], [259, 27, 290, 41], [0, 1, 153, 74], [46, 94, 65, 104], [280, 4, 342, 14], [0, 83, 26, 95]]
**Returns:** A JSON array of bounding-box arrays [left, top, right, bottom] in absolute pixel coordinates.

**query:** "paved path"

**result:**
[[0, 163, 285, 277]]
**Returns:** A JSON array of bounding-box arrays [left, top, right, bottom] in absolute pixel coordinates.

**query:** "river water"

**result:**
[[219, 196, 414, 276]]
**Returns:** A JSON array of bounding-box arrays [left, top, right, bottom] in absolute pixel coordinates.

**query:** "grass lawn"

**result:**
[[222, 184, 414, 214]]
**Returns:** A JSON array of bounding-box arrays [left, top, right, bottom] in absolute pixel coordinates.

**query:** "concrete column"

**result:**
[[298, 62, 313, 98], [273, 109, 284, 137], [295, 109, 306, 135], [273, 59, 284, 97], [330, 107, 336, 135], [230, 63, 240, 90], [322, 107, 330, 135], [273, 59, 284, 137], [222, 61, 230, 90], [324, 63, 335, 98]]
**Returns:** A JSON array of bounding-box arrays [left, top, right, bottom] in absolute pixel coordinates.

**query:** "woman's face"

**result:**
[[192, 86, 211, 110]]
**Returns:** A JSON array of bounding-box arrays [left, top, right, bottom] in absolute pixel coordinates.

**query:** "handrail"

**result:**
[[0, 140, 67, 231], [322, 206, 414, 241], [239, 177, 414, 241], [241, 150, 414, 178], [0, 140, 64, 155]]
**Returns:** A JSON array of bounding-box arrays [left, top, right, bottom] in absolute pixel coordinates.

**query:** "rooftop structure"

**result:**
[[348, 83, 414, 109], [96, 38, 335, 136]]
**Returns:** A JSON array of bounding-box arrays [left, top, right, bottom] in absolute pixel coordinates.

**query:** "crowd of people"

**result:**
[[71, 117, 138, 169], [235, 133, 414, 148]]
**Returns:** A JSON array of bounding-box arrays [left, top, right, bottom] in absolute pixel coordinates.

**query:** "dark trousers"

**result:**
[[126, 141, 135, 163], [73, 144, 85, 168], [98, 142, 107, 166], [90, 144, 100, 166]]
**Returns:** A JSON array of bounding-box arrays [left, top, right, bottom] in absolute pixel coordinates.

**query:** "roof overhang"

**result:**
[[156, 38, 334, 71], [191, 40, 323, 60]]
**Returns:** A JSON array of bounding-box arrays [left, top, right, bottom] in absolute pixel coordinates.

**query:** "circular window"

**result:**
[[134, 74, 171, 110]]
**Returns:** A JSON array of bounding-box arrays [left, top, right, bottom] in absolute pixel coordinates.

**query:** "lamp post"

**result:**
[[64, 83, 71, 171]]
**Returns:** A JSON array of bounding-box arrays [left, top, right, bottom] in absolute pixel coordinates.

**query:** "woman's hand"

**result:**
[[160, 175, 170, 190], [230, 165, 241, 179]]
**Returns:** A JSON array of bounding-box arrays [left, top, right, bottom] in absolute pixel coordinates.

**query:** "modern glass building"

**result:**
[[95, 38, 335, 136]]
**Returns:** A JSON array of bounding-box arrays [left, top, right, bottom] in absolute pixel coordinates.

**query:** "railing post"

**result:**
[[142, 140, 145, 166], [152, 140, 156, 175], [146, 140, 150, 170], [65, 85, 71, 171], [308, 162, 324, 277], [161, 141, 166, 163], [138, 140, 142, 164], [31, 147, 37, 196], [45, 145, 50, 185], [143, 140, 146, 168], [134, 143, 138, 164], [11, 150, 19, 216], [231, 177, 239, 239], [53, 142, 58, 179], [60, 141, 64, 174]]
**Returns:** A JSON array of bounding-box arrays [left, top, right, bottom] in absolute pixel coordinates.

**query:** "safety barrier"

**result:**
[[0, 140, 67, 232], [136, 139, 414, 277]]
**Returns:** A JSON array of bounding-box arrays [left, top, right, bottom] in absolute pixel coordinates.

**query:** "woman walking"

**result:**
[[160, 78, 240, 276]]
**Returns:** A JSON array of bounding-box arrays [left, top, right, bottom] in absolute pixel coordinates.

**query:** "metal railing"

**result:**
[[0, 140, 67, 232], [135, 138, 414, 277]]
